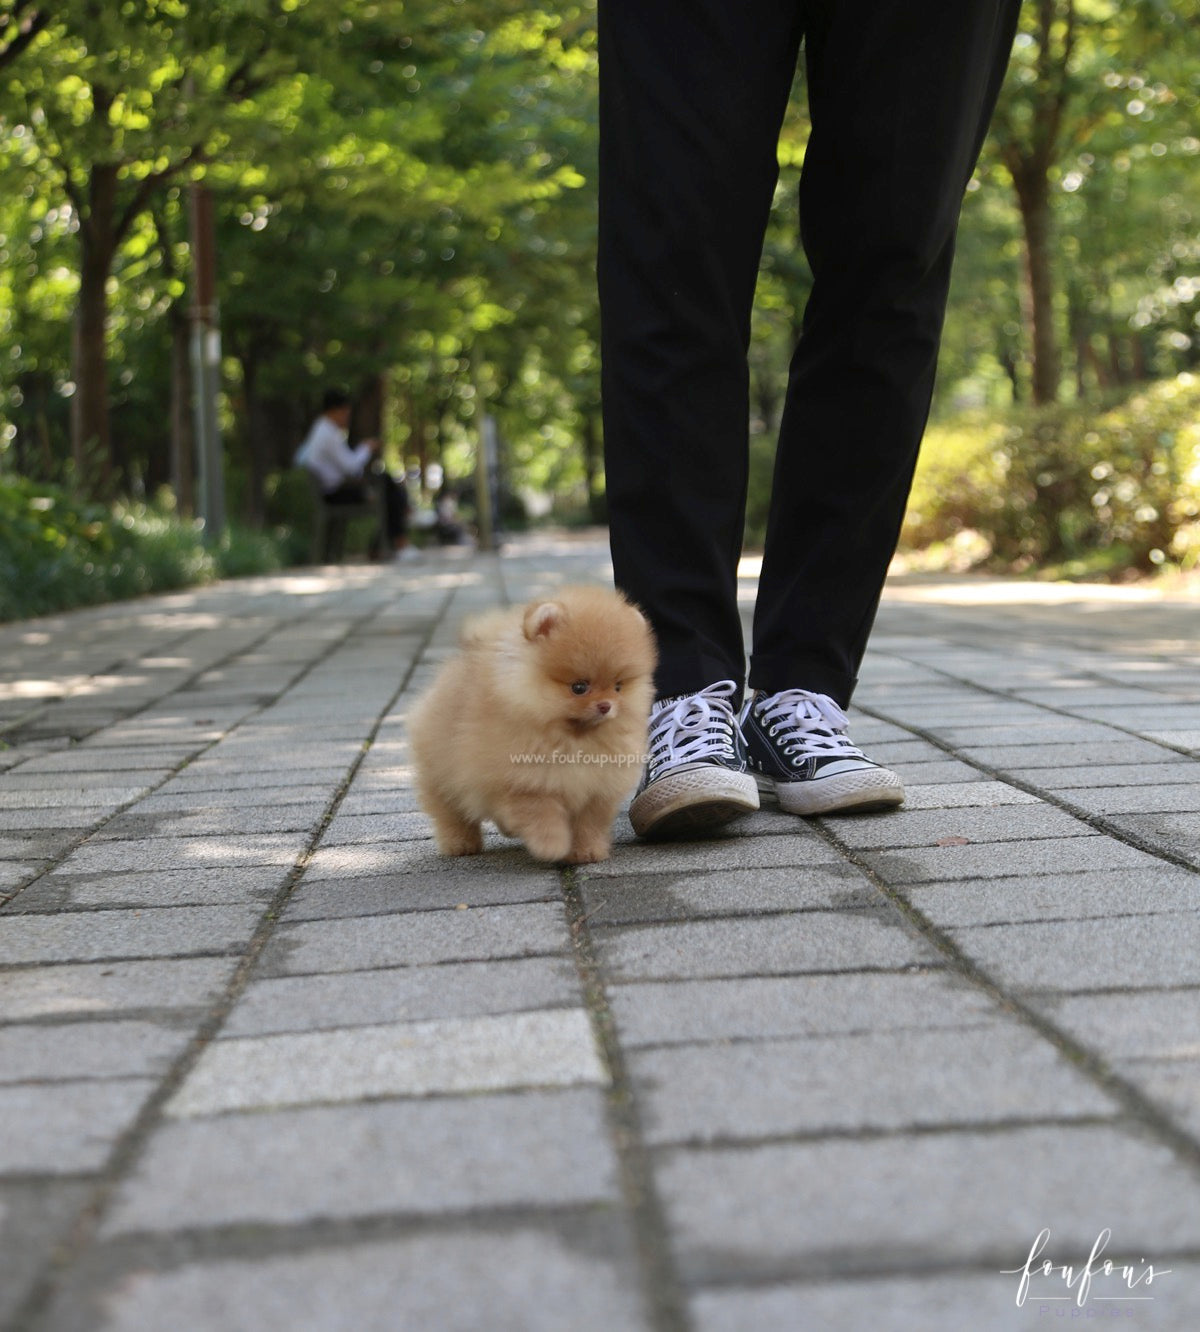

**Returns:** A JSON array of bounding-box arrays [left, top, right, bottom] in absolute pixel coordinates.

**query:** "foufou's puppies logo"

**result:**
[[1001, 1228, 1171, 1309]]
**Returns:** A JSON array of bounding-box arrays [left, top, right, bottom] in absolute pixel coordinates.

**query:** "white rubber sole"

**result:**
[[630, 766, 760, 839], [758, 766, 905, 816]]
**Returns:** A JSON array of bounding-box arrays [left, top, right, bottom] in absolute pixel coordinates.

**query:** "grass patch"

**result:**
[[0, 479, 291, 622]]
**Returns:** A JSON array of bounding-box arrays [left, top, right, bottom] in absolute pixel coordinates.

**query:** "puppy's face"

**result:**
[[521, 597, 655, 734]]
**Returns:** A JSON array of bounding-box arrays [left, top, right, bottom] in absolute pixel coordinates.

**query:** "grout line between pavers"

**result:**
[[486, 553, 690, 1330], [44, 1202, 652, 1276], [3, 583, 454, 1332], [807, 815, 1200, 1181], [675, 1240, 1200, 1292], [561, 869, 692, 1332], [478, 554, 690, 1330]]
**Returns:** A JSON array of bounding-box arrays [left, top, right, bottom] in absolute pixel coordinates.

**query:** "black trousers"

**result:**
[[599, 0, 1021, 707]]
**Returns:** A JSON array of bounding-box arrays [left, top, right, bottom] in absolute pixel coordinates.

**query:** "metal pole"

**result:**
[[474, 400, 497, 553], [188, 182, 225, 540]]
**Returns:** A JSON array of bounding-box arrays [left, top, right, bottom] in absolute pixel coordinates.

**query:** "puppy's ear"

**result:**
[[523, 601, 564, 640]]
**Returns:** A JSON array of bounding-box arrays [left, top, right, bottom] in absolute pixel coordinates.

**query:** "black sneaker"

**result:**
[[741, 688, 904, 816], [629, 680, 760, 839]]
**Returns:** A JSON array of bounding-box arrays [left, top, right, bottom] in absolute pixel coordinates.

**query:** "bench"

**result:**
[[304, 471, 386, 564]]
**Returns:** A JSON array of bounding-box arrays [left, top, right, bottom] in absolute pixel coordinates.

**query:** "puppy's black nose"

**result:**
[[595, 700, 612, 715]]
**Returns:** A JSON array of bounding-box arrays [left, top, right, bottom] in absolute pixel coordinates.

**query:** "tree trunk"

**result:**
[[239, 352, 268, 528], [1012, 166, 1060, 406], [998, 345, 1022, 402], [169, 304, 195, 516], [405, 390, 429, 491], [1107, 335, 1125, 386], [355, 371, 386, 446], [72, 170, 118, 496]]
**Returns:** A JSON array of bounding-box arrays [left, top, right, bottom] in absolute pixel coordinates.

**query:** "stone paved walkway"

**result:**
[[2, 535, 1200, 1331]]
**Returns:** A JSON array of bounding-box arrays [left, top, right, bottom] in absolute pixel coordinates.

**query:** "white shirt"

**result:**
[[294, 415, 372, 493]]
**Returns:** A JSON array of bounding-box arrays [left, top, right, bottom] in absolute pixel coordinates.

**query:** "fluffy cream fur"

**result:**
[[409, 585, 657, 862]]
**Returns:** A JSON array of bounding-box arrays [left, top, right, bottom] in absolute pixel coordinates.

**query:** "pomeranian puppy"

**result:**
[[409, 585, 657, 863]]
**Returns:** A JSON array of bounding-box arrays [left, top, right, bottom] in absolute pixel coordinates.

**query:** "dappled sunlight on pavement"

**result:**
[[2, 532, 1200, 1330]]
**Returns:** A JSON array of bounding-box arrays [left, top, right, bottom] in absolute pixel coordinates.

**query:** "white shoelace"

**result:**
[[647, 679, 741, 771], [750, 688, 866, 761]]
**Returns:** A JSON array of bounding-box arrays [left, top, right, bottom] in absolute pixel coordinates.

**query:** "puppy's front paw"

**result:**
[[436, 826, 484, 856], [523, 828, 573, 863], [563, 835, 611, 864]]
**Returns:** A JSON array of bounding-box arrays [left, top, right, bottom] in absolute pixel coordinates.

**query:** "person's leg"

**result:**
[[599, 0, 805, 702], [748, 0, 1022, 706], [323, 481, 368, 506], [379, 473, 410, 547]]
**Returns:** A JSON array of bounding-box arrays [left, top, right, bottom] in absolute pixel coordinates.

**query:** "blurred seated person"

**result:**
[[295, 387, 414, 560], [434, 487, 470, 546]]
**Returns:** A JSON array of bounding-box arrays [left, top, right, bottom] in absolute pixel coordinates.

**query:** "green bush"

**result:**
[[264, 468, 319, 565], [903, 374, 1200, 574], [0, 478, 290, 622]]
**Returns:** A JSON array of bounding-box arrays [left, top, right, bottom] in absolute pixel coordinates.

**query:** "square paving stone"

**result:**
[[0, 809, 104, 830], [583, 834, 842, 880], [596, 910, 935, 982], [259, 902, 570, 975], [690, 1266, 1200, 1332], [301, 840, 557, 881], [1010, 762, 1196, 789], [0, 1181, 91, 1326], [11, 867, 286, 912], [1113, 1057, 1200, 1139], [318, 811, 435, 845], [656, 1124, 1200, 1283], [54, 835, 304, 876], [608, 970, 992, 1047], [1064, 785, 1200, 816], [0, 957, 239, 1021], [949, 915, 1200, 992], [1104, 813, 1200, 864], [168, 1008, 606, 1116], [1032, 989, 1200, 1061], [862, 836, 1159, 885], [0, 1020, 191, 1082], [14, 750, 193, 774], [0, 1079, 155, 1172], [131, 784, 334, 814], [828, 804, 1090, 851], [578, 865, 877, 927], [0, 861, 42, 893], [223, 955, 582, 1037], [77, 1225, 648, 1332], [925, 721, 1106, 745], [335, 789, 424, 817], [0, 831, 80, 861], [964, 739, 1178, 769], [900, 781, 1040, 810], [282, 869, 559, 921], [857, 759, 989, 785], [103, 1087, 619, 1233], [0, 786, 148, 809], [163, 767, 347, 795], [0, 905, 263, 965], [92, 806, 328, 840], [905, 866, 1200, 928], [629, 1024, 1116, 1145]]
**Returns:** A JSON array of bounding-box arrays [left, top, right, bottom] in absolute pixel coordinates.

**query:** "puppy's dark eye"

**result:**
[[570, 680, 589, 696], [615, 682, 623, 692]]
